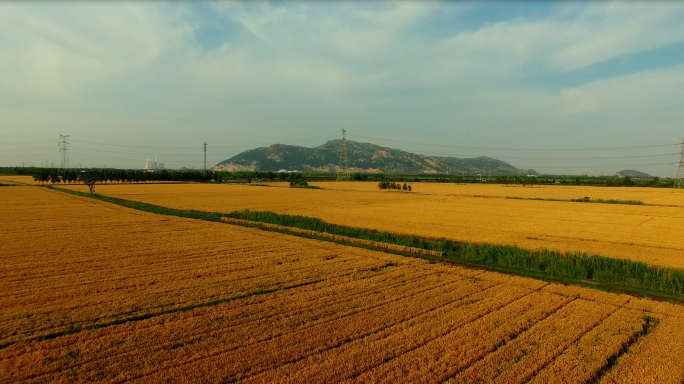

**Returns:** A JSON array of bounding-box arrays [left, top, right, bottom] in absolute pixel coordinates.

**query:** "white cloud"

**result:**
[[555, 64, 684, 115], [429, 2, 684, 80], [1, 1, 683, 174], [0, 3, 187, 98], [550, 3, 684, 71]]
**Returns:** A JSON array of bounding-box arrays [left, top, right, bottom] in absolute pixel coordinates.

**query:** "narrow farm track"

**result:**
[[3, 186, 684, 383]]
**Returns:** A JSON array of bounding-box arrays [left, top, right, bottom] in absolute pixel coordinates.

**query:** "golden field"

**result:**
[[3, 186, 684, 383], [0, 175, 39, 185], [61, 182, 684, 270], [310, 181, 684, 207]]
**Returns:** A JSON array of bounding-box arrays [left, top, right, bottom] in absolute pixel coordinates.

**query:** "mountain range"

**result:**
[[615, 169, 653, 178], [214, 140, 533, 175]]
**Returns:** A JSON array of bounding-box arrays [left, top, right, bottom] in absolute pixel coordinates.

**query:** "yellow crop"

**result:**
[[3, 185, 684, 383], [61, 182, 684, 269]]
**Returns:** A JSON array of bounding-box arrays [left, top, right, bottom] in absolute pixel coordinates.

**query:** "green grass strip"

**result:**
[[48, 185, 684, 301]]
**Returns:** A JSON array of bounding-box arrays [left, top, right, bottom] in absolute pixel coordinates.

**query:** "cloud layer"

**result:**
[[1, 1, 683, 175]]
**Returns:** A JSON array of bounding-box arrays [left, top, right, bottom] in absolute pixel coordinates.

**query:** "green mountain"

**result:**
[[615, 169, 653, 178], [214, 139, 524, 175]]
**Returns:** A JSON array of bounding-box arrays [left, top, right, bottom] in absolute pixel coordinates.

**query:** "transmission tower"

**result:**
[[58, 134, 70, 169], [675, 137, 684, 188], [337, 129, 349, 181], [203, 141, 207, 174]]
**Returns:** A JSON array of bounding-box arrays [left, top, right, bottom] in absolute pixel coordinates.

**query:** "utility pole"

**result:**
[[675, 137, 684, 188], [203, 141, 207, 174], [58, 134, 70, 169], [337, 129, 349, 181]]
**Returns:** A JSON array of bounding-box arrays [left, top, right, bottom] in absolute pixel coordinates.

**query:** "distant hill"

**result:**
[[615, 169, 653, 178], [214, 139, 524, 175]]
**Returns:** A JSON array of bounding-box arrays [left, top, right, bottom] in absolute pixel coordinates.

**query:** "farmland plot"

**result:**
[[61, 182, 684, 269], [2, 186, 684, 383]]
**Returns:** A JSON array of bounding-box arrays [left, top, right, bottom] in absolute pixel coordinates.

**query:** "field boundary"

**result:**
[[506, 196, 645, 205], [220, 217, 444, 257], [44, 185, 684, 303]]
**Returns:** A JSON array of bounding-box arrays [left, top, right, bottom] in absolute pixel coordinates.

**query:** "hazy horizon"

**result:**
[[2, 1, 684, 176]]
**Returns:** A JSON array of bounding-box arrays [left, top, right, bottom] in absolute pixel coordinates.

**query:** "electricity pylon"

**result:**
[[58, 134, 70, 169], [203, 141, 207, 174], [675, 138, 684, 188], [337, 129, 349, 181]]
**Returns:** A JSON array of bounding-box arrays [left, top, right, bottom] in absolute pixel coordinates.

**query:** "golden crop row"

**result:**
[[600, 315, 684, 383], [529, 308, 647, 383], [352, 290, 570, 383], [248, 285, 543, 384], [308, 181, 684, 207], [1, 274, 484, 382], [130, 277, 492, 383], [0, 187, 432, 347], [1, 271, 450, 381], [4, 186, 684, 383], [60, 182, 684, 269], [451, 299, 617, 383], [220, 216, 445, 257]]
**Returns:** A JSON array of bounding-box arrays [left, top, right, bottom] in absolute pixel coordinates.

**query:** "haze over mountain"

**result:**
[[615, 170, 653, 178], [215, 140, 531, 175]]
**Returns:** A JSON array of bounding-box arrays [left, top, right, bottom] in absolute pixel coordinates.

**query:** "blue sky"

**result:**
[[1, 1, 683, 176]]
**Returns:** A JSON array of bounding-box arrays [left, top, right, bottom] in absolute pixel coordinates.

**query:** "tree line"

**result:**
[[225, 208, 684, 296], [0, 166, 673, 188], [378, 181, 412, 191], [30, 168, 216, 185], [3, 167, 314, 186]]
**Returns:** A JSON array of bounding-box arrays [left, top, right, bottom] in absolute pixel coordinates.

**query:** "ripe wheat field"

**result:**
[[310, 181, 684, 207], [3, 186, 684, 383], [61, 182, 684, 270]]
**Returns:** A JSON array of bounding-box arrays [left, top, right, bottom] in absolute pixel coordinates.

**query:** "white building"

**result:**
[[145, 157, 160, 170]]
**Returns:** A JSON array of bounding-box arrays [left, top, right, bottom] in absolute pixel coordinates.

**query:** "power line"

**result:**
[[674, 138, 684, 188], [0, 151, 55, 157], [70, 140, 201, 149], [0, 146, 57, 152], [515, 162, 678, 169], [67, 153, 205, 164], [348, 134, 679, 152], [0, 140, 55, 146], [454, 153, 679, 161], [69, 135, 334, 149], [70, 146, 213, 157], [63, 144, 678, 161]]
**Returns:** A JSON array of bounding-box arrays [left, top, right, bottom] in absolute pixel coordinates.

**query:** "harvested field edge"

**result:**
[[586, 315, 659, 384], [220, 217, 444, 257], [506, 196, 645, 205], [46, 185, 684, 303]]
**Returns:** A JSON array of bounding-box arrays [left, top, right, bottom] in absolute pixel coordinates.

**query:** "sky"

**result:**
[[1, 1, 683, 176]]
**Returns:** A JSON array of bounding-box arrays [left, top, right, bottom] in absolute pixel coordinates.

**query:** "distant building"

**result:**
[[145, 157, 161, 171]]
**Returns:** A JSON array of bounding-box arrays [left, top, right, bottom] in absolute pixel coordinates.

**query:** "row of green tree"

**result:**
[[225, 209, 684, 296], [31, 168, 216, 185], [12, 167, 315, 185], [378, 181, 412, 191], [1, 166, 674, 188]]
